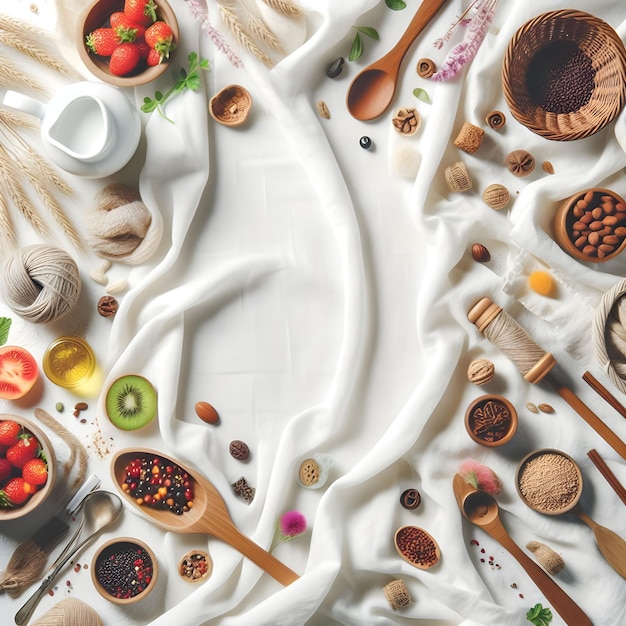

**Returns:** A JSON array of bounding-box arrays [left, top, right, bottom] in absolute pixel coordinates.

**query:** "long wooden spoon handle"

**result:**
[[219, 525, 299, 586], [494, 533, 591, 626], [575, 509, 626, 578], [390, 0, 449, 63]]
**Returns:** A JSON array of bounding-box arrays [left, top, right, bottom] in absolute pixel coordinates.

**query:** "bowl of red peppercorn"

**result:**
[[464, 394, 517, 447], [502, 10, 626, 141], [77, 0, 179, 87], [553, 187, 626, 263], [91, 536, 158, 604]]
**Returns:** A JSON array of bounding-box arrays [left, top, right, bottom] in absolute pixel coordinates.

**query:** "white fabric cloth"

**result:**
[[1, 0, 626, 625]]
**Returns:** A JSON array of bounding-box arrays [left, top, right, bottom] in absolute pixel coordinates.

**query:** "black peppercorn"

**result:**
[[359, 136, 372, 150], [326, 57, 345, 78]]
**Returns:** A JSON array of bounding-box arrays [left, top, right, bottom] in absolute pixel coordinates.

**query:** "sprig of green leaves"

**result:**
[[141, 52, 210, 123], [385, 0, 406, 9], [0, 317, 12, 346], [413, 87, 431, 104], [526, 604, 553, 626], [349, 26, 379, 61]]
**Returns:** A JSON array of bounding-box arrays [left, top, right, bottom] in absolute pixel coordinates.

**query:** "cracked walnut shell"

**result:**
[[505, 150, 535, 177], [209, 84, 252, 126], [392, 107, 421, 135]]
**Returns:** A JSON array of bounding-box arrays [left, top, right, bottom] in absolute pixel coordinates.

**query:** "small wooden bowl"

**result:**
[[553, 187, 626, 263], [91, 537, 158, 604], [77, 0, 179, 87], [178, 548, 212, 583], [502, 10, 626, 141], [394, 525, 440, 569], [0, 414, 56, 522], [209, 85, 252, 127], [464, 394, 517, 447]]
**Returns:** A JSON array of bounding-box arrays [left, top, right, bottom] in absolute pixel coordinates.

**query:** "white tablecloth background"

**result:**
[[1, 0, 625, 624]]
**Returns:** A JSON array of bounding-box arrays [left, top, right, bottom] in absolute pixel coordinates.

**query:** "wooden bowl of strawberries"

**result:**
[[0, 414, 56, 522], [78, 0, 179, 87]]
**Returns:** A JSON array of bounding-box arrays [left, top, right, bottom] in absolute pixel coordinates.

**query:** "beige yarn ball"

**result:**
[[31, 597, 103, 626], [3, 245, 81, 323]]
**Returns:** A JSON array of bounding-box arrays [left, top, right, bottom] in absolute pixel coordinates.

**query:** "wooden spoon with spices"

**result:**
[[453, 474, 592, 626], [112, 448, 299, 586]]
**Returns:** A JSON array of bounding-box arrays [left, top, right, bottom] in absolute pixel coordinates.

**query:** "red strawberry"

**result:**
[[146, 47, 161, 66], [145, 20, 175, 59], [109, 43, 142, 76], [22, 458, 47, 486], [136, 38, 151, 60], [0, 420, 21, 446], [110, 12, 145, 39], [0, 458, 11, 482], [86, 28, 120, 56], [124, 0, 157, 27], [0, 477, 34, 507], [6, 434, 40, 469]]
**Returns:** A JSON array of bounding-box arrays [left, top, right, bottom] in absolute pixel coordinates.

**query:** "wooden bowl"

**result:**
[[464, 394, 517, 447], [209, 85, 252, 127], [91, 536, 158, 603], [502, 10, 626, 141], [77, 0, 179, 87], [394, 525, 440, 569], [553, 187, 626, 263], [0, 414, 56, 522], [178, 548, 212, 583]]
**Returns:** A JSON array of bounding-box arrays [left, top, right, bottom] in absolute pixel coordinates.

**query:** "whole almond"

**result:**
[[471, 243, 490, 263], [195, 401, 219, 424]]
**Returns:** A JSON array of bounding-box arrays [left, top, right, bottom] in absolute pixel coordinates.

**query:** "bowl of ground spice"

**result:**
[[502, 10, 626, 141], [516, 449, 583, 515], [464, 394, 518, 447]]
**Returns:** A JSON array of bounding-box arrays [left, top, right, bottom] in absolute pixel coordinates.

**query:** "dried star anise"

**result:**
[[505, 150, 535, 177]]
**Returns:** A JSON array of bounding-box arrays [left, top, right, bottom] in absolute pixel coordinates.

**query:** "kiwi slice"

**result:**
[[105, 374, 157, 431]]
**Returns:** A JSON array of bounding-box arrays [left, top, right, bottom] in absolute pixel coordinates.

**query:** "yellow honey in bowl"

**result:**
[[43, 336, 96, 389]]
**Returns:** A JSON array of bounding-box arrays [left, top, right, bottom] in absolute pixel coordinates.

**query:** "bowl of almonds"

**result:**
[[553, 187, 626, 263]]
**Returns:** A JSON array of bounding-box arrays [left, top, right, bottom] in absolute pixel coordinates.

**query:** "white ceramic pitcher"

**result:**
[[3, 84, 115, 163]]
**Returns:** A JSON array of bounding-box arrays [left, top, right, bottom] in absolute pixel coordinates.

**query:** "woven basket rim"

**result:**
[[502, 9, 626, 141]]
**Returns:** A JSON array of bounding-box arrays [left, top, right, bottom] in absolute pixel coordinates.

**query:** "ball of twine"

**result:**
[[445, 162, 472, 193], [85, 183, 162, 265], [383, 578, 411, 611], [3, 245, 80, 324], [593, 277, 626, 394], [31, 598, 103, 626]]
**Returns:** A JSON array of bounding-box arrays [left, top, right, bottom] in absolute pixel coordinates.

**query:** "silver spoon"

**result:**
[[15, 491, 122, 626]]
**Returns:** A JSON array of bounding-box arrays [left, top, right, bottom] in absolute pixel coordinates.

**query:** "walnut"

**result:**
[[467, 358, 495, 385], [505, 150, 535, 177], [97, 295, 118, 317], [392, 107, 421, 136], [209, 84, 252, 127]]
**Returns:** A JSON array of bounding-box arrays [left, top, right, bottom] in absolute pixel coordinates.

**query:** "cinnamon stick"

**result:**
[[582, 371, 626, 420], [587, 448, 626, 506]]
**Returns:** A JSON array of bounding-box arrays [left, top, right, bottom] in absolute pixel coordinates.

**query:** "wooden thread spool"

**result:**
[[467, 297, 556, 384]]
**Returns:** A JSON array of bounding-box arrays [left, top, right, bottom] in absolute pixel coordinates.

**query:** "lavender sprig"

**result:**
[[431, 0, 496, 81], [184, 0, 243, 68]]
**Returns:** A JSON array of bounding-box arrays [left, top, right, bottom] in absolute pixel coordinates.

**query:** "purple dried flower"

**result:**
[[279, 510, 307, 538]]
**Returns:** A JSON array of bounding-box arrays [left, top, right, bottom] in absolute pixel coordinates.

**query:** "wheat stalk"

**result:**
[[248, 15, 285, 54], [0, 144, 51, 239], [0, 58, 45, 93], [0, 109, 38, 130], [259, 0, 303, 17], [0, 29, 76, 76], [0, 188, 17, 255], [218, 4, 274, 66]]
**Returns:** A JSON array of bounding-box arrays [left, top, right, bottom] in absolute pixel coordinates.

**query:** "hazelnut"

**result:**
[[482, 184, 510, 210], [471, 243, 491, 263], [392, 107, 421, 136], [505, 150, 535, 177], [467, 359, 495, 385]]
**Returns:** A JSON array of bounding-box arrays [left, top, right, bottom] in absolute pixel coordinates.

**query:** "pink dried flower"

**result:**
[[458, 459, 502, 495], [279, 510, 307, 538]]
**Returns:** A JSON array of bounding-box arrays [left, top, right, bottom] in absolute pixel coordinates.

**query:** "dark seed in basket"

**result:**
[[95, 545, 153, 599], [526, 41, 595, 114]]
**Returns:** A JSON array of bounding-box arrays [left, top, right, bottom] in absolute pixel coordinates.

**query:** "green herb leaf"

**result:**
[[0, 317, 11, 346], [413, 87, 431, 104], [349, 32, 363, 61], [355, 26, 379, 40], [385, 0, 406, 9], [526, 603, 553, 626]]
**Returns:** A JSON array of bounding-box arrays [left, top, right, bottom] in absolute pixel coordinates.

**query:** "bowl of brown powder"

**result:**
[[502, 10, 626, 141], [516, 449, 583, 515]]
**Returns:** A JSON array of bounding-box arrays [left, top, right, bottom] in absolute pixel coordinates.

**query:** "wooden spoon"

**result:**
[[346, 0, 448, 121], [112, 448, 299, 586], [453, 474, 592, 626], [516, 448, 626, 579]]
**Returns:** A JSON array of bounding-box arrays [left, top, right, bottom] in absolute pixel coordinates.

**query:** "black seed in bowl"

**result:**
[[95, 542, 154, 600]]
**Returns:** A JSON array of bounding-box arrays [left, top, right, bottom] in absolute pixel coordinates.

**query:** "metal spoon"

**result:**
[[346, 0, 448, 120], [15, 491, 122, 626]]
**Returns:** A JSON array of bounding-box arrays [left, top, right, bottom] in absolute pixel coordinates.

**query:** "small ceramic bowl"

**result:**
[[0, 414, 56, 522], [209, 85, 252, 127], [464, 394, 518, 447], [77, 0, 179, 87], [553, 187, 626, 263], [91, 537, 158, 604]]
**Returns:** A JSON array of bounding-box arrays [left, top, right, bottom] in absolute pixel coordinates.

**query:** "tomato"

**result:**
[[0, 346, 39, 400]]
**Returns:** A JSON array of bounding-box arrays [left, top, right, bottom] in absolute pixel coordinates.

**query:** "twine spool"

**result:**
[[592, 278, 626, 394], [85, 183, 162, 265], [383, 579, 411, 610], [526, 540, 565, 575], [444, 162, 472, 193], [2, 245, 80, 323], [453, 122, 485, 154], [31, 598, 103, 626]]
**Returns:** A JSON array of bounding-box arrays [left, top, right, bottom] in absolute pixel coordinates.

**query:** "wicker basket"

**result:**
[[502, 10, 626, 141]]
